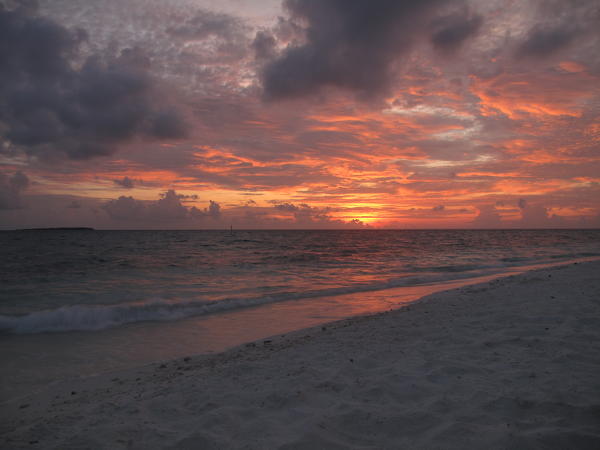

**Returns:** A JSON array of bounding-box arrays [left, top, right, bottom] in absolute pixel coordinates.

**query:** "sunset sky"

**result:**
[[1, 0, 599, 229]]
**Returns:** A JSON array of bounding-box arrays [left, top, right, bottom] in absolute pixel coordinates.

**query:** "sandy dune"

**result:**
[[2, 260, 600, 449]]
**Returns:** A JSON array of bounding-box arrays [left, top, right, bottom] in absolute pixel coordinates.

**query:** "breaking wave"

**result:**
[[0, 269, 513, 334]]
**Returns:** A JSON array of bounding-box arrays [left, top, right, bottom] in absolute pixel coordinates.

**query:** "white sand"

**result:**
[[2, 260, 600, 449]]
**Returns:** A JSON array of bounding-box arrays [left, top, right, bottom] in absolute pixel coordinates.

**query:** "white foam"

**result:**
[[0, 268, 523, 334]]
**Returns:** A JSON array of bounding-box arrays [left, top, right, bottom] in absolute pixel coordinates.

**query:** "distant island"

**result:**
[[16, 227, 95, 231]]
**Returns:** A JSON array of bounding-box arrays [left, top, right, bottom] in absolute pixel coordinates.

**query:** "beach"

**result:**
[[2, 260, 600, 449]]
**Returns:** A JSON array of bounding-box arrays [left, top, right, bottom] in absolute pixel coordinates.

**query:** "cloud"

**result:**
[[103, 189, 221, 224], [0, 3, 188, 160], [430, 8, 482, 54], [273, 202, 299, 212], [518, 200, 565, 228], [102, 195, 146, 221], [114, 176, 135, 189], [166, 8, 251, 64], [432, 204, 445, 211], [272, 200, 365, 227], [205, 200, 221, 220], [515, 0, 600, 59], [471, 200, 571, 229], [0, 170, 29, 209], [517, 25, 577, 59], [167, 8, 247, 41], [260, 0, 454, 101], [471, 204, 503, 228], [252, 30, 277, 60]]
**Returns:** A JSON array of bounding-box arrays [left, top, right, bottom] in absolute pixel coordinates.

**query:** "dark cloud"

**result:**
[[432, 204, 445, 211], [274, 202, 299, 212], [516, 0, 600, 59], [149, 109, 189, 140], [114, 176, 135, 189], [103, 190, 221, 224], [252, 30, 277, 60], [102, 195, 145, 221], [273, 201, 338, 225], [261, 0, 451, 101], [271, 15, 305, 44], [430, 9, 482, 53], [0, 170, 29, 209], [516, 25, 577, 58], [0, 3, 188, 160]]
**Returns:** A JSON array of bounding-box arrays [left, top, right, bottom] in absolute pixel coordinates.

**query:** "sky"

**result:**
[[1, 0, 599, 229]]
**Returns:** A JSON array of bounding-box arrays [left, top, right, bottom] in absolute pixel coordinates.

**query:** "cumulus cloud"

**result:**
[[0, 2, 188, 160], [518, 200, 565, 228], [472, 200, 570, 229], [273, 201, 365, 227], [0, 170, 29, 209], [471, 204, 503, 228], [261, 0, 462, 101], [194, 199, 221, 220], [102, 195, 146, 221], [259, 0, 489, 101], [103, 189, 221, 224]]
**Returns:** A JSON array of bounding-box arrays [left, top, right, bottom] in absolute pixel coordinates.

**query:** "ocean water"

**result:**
[[1, 229, 600, 400]]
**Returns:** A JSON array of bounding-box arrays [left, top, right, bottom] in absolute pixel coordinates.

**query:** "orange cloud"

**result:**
[[471, 70, 599, 119]]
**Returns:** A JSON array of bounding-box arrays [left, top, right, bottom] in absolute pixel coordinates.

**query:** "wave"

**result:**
[[3, 255, 597, 335], [0, 269, 514, 335]]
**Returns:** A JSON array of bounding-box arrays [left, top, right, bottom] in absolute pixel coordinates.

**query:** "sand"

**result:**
[[2, 260, 600, 449]]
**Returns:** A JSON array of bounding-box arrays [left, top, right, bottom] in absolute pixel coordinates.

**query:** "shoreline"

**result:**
[[3, 258, 598, 405], [2, 260, 600, 448]]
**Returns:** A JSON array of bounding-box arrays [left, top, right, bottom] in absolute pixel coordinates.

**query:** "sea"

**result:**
[[1, 229, 600, 401]]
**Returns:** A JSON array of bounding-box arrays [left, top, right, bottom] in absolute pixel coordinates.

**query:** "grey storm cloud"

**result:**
[[252, 30, 278, 60], [260, 0, 483, 101], [430, 9, 482, 53], [516, 25, 578, 58], [516, 0, 600, 59], [0, 2, 188, 160]]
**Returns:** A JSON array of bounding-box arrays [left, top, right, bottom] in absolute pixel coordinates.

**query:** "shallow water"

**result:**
[[1, 229, 599, 401], [2, 229, 599, 333]]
